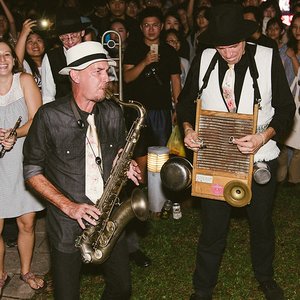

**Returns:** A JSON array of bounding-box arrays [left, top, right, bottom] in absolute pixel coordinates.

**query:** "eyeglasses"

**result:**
[[59, 32, 81, 43], [142, 23, 161, 30], [166, 39, 179, 45]]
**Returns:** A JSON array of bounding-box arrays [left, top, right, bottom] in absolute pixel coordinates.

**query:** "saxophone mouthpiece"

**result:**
[[105, 88, 114, 99]]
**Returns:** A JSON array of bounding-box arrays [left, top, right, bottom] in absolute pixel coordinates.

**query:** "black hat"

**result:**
[[55, 7, 85, 36], [199, 3, 258, 46]]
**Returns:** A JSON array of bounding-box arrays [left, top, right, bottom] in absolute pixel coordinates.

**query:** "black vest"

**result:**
[[47, 47, 71, 99]]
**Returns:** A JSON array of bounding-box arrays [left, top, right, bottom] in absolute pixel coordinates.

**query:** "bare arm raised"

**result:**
[[0, 0, 17, 39], [15, 19, 37, 64]]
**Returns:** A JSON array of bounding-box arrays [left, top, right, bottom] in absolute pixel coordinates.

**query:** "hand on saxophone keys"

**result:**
[[62, 201, 101, 229], [127, 160, 141, 185], [113, 149, 142, 185]]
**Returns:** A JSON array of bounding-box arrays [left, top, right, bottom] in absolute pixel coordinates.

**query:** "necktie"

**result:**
[[85, 114, 103, 203], [222, 64, 237, 113]]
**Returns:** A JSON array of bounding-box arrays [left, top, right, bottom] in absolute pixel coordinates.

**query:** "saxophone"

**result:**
[[75, 91, 149, 264]]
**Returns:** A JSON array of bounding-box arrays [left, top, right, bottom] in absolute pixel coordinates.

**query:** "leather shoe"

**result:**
[[190, 293, 212, 300], [259, 280, 284, 300], [129, 250, 151, 267]]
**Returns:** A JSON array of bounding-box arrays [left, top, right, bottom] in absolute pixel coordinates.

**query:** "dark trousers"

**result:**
[[133, 109, 172, 157], [193, 159, 278, 297], [51, 234, 131, 300]]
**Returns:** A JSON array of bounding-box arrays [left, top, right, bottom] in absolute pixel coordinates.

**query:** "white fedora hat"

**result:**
[[59, 41, 116, 75]]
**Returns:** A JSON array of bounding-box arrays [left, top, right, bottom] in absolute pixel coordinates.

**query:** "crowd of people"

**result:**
[[0, 0, 299, 299]]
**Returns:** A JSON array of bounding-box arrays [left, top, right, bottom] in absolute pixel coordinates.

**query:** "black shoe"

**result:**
[[259, 280, 284, 300], [129, 250, 151, 268], [190, 293, 212, 300]]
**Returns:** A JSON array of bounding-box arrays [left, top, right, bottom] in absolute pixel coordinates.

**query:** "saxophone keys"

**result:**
[[94, 249, 103, 260], [106, 221, 116, 233]]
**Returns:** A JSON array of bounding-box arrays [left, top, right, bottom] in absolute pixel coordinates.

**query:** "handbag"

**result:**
[[167, 125, 186, 157], [284, 67, 300, 150]]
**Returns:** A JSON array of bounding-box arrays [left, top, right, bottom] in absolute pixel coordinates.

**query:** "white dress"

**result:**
[[0, 73, 45, 218]]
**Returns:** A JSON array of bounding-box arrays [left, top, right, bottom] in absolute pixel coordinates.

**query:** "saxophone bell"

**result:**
[[130, 187, 149, 221], [77, 187, 149, 265]]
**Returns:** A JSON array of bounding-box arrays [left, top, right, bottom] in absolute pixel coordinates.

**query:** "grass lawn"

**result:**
[[35, 184, 300, 300]]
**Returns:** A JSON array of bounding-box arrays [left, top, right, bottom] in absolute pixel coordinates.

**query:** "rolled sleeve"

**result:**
[[23, 165, 44, 180], [23, 107, 47, 179]]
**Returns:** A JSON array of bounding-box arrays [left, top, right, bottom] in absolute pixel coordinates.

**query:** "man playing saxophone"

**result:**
[[23, 41, 141, 300]]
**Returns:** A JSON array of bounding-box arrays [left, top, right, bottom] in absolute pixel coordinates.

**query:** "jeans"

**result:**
[[193, 159, 278, 297]]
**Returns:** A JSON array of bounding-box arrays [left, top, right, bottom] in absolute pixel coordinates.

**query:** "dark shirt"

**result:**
[[247, 34, 278, 51], [94, 14, 142, 44], [23, 95, 126, 253], [47, 47, 71, 99], [123, 41, 181, 110], [178, 38, 190, 61], [177, 43, 295, 142]]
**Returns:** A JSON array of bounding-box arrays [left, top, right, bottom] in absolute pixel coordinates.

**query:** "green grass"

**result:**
[[34, 185, 300, 300]]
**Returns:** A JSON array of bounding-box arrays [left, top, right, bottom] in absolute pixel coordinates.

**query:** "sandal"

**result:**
[[20, 272, 46, 292], [0, 272, 11, 296]]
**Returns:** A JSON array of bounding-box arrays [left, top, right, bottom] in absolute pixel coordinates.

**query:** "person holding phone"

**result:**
[[123, 7, 181, 184]]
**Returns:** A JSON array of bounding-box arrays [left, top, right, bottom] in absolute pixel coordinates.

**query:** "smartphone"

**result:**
[[150, 44, 158, 54]]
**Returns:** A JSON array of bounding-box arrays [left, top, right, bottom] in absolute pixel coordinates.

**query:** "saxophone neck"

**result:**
[[105, 89, 146, 119]]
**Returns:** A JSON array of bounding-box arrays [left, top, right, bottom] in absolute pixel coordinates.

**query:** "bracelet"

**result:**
[[258, 132, 265, 146]]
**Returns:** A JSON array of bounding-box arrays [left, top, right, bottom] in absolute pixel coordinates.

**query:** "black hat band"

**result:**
[[68, 53, 108, 67]]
